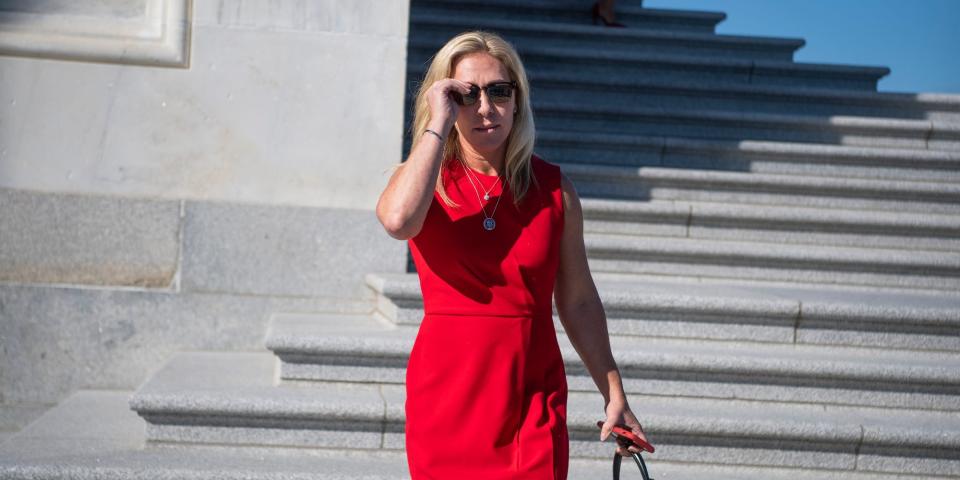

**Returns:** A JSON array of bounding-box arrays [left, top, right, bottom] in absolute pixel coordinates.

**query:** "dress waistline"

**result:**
[[422, 309, 552, 320]]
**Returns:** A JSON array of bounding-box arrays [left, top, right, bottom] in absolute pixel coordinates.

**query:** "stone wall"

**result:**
[[0, 0, 409, 209], [0, 0, 410, 407]]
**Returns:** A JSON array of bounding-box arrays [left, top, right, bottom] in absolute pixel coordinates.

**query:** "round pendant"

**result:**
[[483, 218, 496, 230], [483, 194, 490, 201]]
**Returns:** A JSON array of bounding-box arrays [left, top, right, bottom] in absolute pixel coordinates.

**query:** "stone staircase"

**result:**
[[3, 0, 960, 478]]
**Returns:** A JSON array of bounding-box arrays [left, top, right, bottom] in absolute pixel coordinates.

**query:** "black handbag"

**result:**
[[597, 421, 655, 480]]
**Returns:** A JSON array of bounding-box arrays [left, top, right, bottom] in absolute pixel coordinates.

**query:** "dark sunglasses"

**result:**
[[451, 81, 518, 106]]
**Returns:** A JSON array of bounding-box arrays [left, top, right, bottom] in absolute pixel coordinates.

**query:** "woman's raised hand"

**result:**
[[425, 78, 473, 135], [375, 78, 474, 240]]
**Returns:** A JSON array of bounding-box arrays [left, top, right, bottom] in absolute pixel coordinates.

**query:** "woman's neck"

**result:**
[[458, 142, 507, 176]]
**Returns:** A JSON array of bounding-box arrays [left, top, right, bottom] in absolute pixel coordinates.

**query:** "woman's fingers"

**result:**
[[599, 419, 614, 441], [424, 79, 467, 132], [450, 78, 472, 93], [435, 78, 470, 97], [601, 402, 653, 456], [616, 444, 639, 457]]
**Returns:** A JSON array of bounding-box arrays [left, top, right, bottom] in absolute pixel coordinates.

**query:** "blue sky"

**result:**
[[644, 0, 960, 94]]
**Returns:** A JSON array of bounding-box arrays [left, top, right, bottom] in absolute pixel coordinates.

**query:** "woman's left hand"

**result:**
[[599, 397, 652, 457]]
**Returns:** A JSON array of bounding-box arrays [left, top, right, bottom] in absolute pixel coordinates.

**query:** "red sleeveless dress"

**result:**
[[405, 154, 569, 479]]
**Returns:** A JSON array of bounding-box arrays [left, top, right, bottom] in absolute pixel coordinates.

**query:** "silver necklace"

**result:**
[[459, 158, 502, 200], [459, 158, 504, 231], [478, 171, 502, 200]]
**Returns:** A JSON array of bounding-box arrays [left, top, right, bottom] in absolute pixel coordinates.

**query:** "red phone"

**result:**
[[597, 420, 655, 453]]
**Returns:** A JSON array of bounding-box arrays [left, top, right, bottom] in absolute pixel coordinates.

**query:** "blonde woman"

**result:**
[[376, 30, 651, 478]]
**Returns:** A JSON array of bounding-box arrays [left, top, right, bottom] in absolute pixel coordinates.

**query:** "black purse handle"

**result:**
[[613, 449, 654, 480], [598, 420, 655, 480]]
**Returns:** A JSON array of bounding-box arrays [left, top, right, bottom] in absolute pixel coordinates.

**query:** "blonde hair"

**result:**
[[407, 30, 538, 208]]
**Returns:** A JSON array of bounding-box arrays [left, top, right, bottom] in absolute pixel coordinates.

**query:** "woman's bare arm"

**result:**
[[554, 171, 651, 454], [376, 79, 471, 240], [376, 118, 448, 240], [553, 172, 626, 406]]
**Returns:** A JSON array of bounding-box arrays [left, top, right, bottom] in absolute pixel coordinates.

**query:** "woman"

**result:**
[[376, 30, 651, 479]]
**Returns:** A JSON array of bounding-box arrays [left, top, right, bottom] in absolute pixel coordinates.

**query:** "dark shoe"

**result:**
[[591, 1, 626, 27]]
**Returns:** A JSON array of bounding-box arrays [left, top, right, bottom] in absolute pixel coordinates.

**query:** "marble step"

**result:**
[[127, 351, 960, 476], [559, 163, 960, 214], [401, 129, 960, 183], [404, 65, 960, 123], [410, 13, 804, 62], [365, 272, 960, 351], [527, 72, 960, 123], [532, 102, 960, 151], [579, 198, 960, 252], [268, 312, 960, 411], [5, 389, 957, 480], [534, 132, 960, 183], [406, 39, 890, 91], [581, 233, 960, 292], [412, 0, 725, 33]]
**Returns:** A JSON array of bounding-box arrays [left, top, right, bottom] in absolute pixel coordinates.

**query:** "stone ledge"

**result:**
[[0, 187, 181, 288], [580, 198, 960, 237], [0, 282, 372, 405], [0, 187, 402, 297], [364, 271, 960, 350], [560, 163, 960, 214], [266, 312, 960, 403], [125, 351, 960, 473], [408, 38, 889, 90], [179, 199, 403, 299], [407, 66, 958, 116], [534, 101, 957, 142], [0, 0, 190, 68], [411, 12, 804, 51], [8, 391, 954, 479], [581, 233, 960, 291], [413, 0, 726, 32]]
